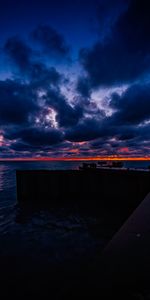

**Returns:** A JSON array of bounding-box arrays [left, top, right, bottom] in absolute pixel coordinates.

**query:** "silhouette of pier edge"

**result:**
[[16, 169, 150, 213]]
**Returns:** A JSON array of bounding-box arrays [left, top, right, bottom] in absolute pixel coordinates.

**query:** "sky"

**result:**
[[0, 0, 150, 159]]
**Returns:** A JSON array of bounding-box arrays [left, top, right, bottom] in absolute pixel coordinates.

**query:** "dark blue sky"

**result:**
[[0, 0, 150, 159], [0, 0, 98, 56]]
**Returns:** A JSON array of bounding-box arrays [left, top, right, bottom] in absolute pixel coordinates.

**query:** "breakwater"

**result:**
[[16, 169, 150, 215], [15, 168, 150, 298]]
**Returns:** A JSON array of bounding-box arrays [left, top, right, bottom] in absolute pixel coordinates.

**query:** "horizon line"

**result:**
[[0, 157, 150, 161]]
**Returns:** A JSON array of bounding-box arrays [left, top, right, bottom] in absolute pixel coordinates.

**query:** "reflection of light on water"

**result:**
[[0, 165, 8, 192]]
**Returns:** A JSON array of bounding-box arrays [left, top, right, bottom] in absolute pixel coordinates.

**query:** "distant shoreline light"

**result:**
[[0, 157, 150, 161]]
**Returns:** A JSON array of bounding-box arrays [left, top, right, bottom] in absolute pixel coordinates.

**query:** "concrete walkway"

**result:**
[[100, 192, 150, 292]]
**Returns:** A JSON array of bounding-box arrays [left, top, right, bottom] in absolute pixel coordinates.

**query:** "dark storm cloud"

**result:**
[[4, 35, 63, 88], [1, 1, 150, 158], [4, 36, 32, 72], [65, 118, 104, 142], [110, 84, 150, 125], [1, 77, 149, 156], [32, 25, 70, 59], [5, 25, 70, 72], [64, 81, 150, 148], [76, 77, 91, 98], [29, 64, 62, 89], [10, 142, 38, 152], [45, 89, 83, 127], [79, 0, 150, 87], [10, 141, 61, 153], [88, 122, 150, 156], [120, 124, 150, 154], [0, 80, 39, 125], [96, 0, 128, 40], [64, 116, 129, 144], [10, 127, 63, 151], [4, 125, 64, 156], [21, 127, 63, 146]]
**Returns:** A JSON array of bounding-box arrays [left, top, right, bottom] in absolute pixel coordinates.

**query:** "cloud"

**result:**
[[79, 0, 150, 88], [0, 78, 150, 157], [11, 127, 63, 149], [1, 11, 150, 158], [4, 36, 32, 72], [45, 89, 83, 127], [65, 118, 104, 142], [110, 83, 150, 125], [96, 0, 128, 40], [6, 126, 64, 154], [76, 77, 91, 98], [4, 35, 63, 88], [20, 127, 63, 146], [0, 80, 39, 125], [32, 25, 70, 59], [63, 81, 150, 156], [29, 64, 62, 89]]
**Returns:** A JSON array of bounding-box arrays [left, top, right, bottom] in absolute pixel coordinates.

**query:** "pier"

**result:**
[[16, 169, 150, 214], [16, 169, 150, 298]]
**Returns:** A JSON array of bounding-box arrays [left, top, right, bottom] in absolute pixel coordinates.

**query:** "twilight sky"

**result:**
[[0, 0, 150, 159]]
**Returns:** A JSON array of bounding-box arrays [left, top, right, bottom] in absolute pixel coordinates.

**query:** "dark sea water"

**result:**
[[0, 160, 149, 298]]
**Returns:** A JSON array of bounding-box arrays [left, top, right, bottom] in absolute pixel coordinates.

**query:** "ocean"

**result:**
[[0, 160, 149, 297]]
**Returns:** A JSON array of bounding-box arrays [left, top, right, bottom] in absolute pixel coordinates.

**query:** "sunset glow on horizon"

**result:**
[[0, 156, 150, 162]]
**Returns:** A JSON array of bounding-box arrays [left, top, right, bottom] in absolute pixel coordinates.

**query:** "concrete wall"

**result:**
[[16, 169, 150, 214]]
